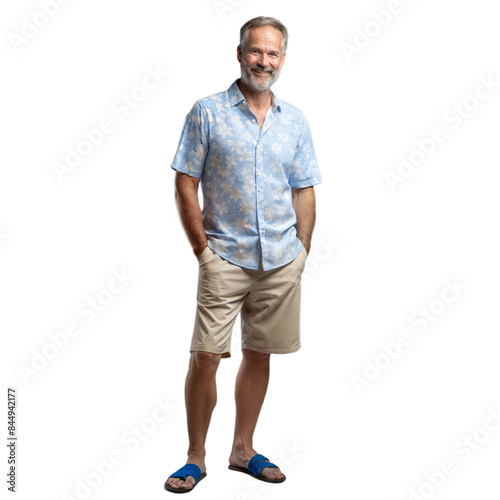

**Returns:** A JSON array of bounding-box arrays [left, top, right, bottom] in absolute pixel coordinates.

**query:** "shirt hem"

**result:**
[[208, 241, 304, 272], [208, 244, 259, 270]]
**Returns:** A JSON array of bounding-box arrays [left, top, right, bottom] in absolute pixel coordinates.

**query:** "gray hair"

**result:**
[[239, 16, 288, 55]]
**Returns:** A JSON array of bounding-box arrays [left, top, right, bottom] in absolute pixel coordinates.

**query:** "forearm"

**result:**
[[292, 186, 316, 253], [175, 177, 207, 257]]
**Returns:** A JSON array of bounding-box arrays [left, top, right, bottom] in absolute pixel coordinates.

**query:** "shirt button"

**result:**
[[252, 119, 256, 123], [258, 188, 261, 192]]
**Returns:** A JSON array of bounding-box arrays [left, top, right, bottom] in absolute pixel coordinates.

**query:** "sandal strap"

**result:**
[[248, 454, 278, 477], [168, 463, 202, 483]]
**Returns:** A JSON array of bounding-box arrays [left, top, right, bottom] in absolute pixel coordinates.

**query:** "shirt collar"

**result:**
[[228, 79, 281, 113]]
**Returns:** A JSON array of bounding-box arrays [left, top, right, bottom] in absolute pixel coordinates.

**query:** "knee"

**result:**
[[242, 349, 270, 365], [190, 351, 221, 374]]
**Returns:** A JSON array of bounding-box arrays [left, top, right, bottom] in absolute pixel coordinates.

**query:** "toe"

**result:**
[[273, 469, 284, 479], [263, 467, 284, 480], [180, 476, 195, 490], [166, 478, 178, 488]]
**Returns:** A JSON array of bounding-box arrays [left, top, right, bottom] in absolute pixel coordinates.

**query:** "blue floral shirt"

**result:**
[[171, 79, 322, 271]]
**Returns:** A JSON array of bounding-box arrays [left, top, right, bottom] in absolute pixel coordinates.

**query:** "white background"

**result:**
[[1, 0, 500, 499]]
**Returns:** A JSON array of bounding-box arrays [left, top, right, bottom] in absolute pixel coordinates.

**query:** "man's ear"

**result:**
[[236, 45, 242, 63], [280, 52, 286, 69]]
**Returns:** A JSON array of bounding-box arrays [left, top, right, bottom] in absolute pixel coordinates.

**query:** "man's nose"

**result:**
[[257, 53, 268, 66]]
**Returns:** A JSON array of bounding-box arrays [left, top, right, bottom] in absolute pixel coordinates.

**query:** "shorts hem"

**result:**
[[240, 344, 301, 355], [190, 347, 231, 358]]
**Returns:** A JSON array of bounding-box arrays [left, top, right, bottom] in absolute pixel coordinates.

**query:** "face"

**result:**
[[237, 26, 286, 92]]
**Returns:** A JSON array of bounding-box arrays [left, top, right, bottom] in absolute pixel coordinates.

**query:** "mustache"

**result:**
[[250, 64, 273, 73]]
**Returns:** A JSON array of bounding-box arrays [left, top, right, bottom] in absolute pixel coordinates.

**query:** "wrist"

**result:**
[[194, 243, 208, 258], [299, 237, 311, 252]]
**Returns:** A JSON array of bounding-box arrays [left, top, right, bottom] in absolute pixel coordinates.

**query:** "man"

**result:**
[[165, 16, 322, 493]]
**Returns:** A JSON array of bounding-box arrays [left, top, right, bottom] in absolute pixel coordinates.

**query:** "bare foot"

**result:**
[[165, 457, 206, 491], [229, 447, 285, 482]]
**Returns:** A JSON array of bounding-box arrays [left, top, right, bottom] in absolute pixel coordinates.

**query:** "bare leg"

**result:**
[[166, 351, 221, 491], [228, 349, 285, 481]]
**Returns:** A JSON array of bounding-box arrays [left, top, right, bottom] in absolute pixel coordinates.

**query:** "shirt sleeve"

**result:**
[[288, 114, 322, 188], [171, 101, 209, 178]]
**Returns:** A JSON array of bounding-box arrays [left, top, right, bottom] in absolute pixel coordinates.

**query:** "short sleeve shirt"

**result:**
[[171, 79, 322, 271]]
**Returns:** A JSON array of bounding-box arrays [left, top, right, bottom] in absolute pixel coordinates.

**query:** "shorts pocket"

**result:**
[[299, 247, 308, 270], [197, 246, 211, 264]]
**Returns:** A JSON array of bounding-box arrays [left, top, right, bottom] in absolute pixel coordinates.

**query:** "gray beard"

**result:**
[[241, 65, 282, 91]]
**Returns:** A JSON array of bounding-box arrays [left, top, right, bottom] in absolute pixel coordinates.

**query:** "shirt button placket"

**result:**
[[255, 135, 265, 262]]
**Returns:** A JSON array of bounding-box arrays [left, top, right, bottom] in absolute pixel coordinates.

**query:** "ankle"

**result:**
[[187, 448, 206, 464], [231, 438, 254, 457]]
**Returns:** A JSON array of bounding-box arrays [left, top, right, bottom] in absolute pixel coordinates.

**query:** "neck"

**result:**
[[237, 78, 272, 112]]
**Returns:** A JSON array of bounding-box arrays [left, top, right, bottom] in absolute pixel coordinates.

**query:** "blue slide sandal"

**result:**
[[228, 453, 286, 483], [164, 463, 207, 493]]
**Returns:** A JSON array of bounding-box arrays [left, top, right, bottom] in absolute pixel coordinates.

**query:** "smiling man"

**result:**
[[165, 16, 322, 493]]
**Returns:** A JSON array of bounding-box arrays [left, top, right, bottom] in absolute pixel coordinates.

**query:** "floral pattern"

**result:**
[[171, 79, 322, 270]]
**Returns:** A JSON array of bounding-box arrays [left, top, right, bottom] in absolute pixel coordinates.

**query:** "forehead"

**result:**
[[245, 26, 282, 51]]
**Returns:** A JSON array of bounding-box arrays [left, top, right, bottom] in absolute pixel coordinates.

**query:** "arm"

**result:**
[[292, 186, 316, 255], [174, 171, 207, 259]]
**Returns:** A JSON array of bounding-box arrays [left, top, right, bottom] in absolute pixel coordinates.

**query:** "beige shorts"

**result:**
[[191, 245, 308, 358]]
